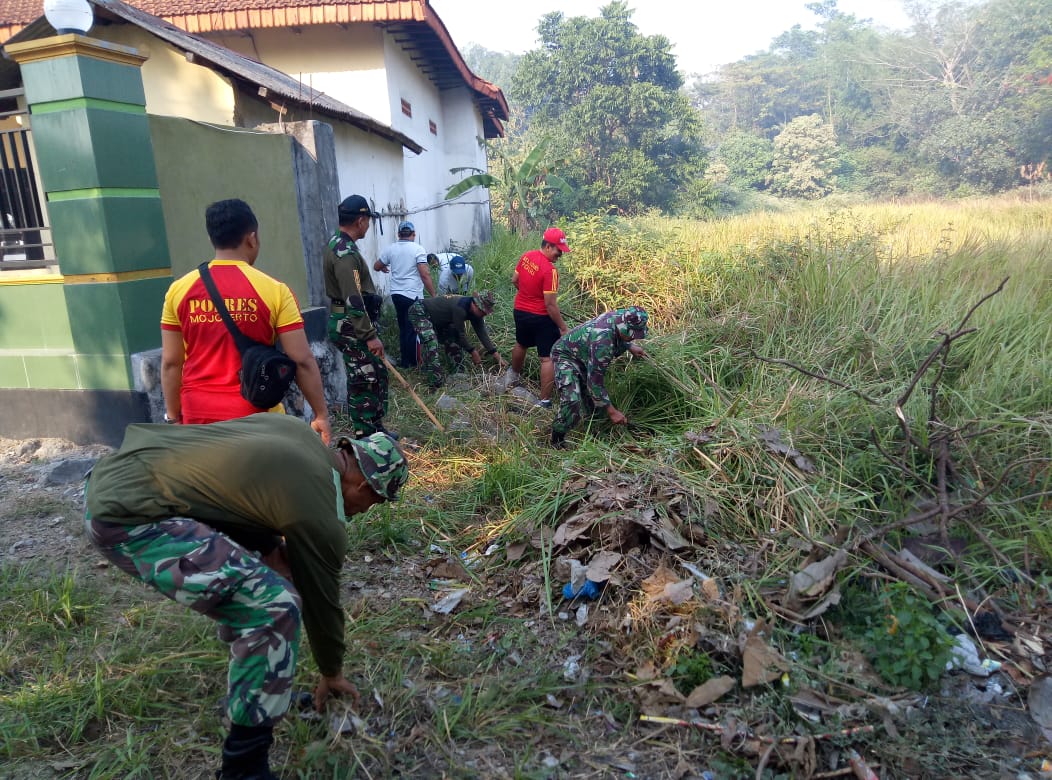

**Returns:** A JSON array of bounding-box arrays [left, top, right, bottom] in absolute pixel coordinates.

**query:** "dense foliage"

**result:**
[[464, 0, 1052, 220], [506, 1, 708, 216], [693, 0, 1052, 198]]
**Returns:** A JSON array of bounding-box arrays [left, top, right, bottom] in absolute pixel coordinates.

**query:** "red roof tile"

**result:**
[[0, 0, 507, 131]]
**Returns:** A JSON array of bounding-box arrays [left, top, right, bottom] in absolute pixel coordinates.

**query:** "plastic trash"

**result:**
[[946, 633, 993, 677], [563, 579, 602, 600]]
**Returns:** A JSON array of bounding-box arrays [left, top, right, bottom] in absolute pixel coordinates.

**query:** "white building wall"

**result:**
[[203, 24, 493, 252], [205, 27, 391, 125], [328, 121, 407, 296], [440, 86, 491, 247]]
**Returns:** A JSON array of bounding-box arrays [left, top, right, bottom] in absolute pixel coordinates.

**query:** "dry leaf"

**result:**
[[642, 566, 695, 604], [685, 675, 735, 707], [786, 549, 847, 608], [506, 542, 527, 562], [741, 633, 789, 687], [586, 550, 622, 582], [553, 511, 599, 546]]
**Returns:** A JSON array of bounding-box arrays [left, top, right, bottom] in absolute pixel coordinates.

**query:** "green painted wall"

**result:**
[[149, 116, 308, 304], [0, 283, 73, 350]]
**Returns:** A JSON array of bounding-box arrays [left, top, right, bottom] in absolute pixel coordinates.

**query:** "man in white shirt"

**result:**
[[438, 254, 475, 295], [374, 221, 436, 368]]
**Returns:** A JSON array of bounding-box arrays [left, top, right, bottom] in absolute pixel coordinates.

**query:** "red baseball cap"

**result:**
[[542, 227, 572, 253]]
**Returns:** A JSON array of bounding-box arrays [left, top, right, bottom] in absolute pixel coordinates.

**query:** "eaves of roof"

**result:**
[[2, 0, 424, 153], [0, 0, 509, 137]]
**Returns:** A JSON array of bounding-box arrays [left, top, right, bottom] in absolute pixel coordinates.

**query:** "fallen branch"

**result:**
[[749, 351, 878, 405]]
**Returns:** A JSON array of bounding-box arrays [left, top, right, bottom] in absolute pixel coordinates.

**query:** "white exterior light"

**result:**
[[44, 0, 94, 35]]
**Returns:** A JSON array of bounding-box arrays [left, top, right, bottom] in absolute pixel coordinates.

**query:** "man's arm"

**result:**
[[160, 329, 185, 422], [417, 257, 436, 297], [277, 328, 332, 444], [511, 269, 520, 289], [333, 255, 382, 354], [544, 292, 569, 335]]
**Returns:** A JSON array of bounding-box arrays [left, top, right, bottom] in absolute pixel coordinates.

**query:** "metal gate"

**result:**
[[0, 93, 51, 271]]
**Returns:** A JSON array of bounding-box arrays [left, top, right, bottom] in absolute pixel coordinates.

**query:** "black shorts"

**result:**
[[514, 309, 561, 358]]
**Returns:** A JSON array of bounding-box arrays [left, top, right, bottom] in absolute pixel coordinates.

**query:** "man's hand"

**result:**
[[366, 338, 385, 358], [471, 350, 483, 367], [311, 415, 332, 445], [607, 406, 628, 426], [628, 344, 648, 359], [494, 353, 507, 370], [314, 674, 360, 712], [261, 542, 292, 581]]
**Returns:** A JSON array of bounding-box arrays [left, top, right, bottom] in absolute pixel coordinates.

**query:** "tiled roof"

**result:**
[[0, 0, 508, 134], [3, 0, 424, 152]]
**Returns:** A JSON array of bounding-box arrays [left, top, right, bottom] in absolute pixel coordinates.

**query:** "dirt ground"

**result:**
[[1, 435, 1050, 779]]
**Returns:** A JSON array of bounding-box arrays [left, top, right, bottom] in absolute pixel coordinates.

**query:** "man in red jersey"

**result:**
[[506, 227, 572, 407], [160, 199, 331, 442]]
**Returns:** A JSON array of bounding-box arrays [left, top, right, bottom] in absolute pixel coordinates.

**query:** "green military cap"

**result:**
[[472, 289, 496, 314], [616, 306, 649, 340], [340, 432, 408, 500]]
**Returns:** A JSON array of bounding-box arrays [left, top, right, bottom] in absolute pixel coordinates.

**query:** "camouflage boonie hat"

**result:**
[[616, 306, 649, 340], [472, 289, 496, 314], [340, 432, 408, 500]]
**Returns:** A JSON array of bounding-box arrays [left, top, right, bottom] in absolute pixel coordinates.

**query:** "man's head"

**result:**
[[470, 289, 496, 317], [338, 195, 379, 240], [614, 306, 649, 341], [398, 221, 415, 239], [449, 255, 467, 276], [206, 199, 260, 262], [334, 432, 408, 514], [426, 253, 440, 268], [541, 227, 572, 260]]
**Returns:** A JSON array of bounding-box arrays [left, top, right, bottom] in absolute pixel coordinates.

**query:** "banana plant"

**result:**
[[445, 139, 573, 234]]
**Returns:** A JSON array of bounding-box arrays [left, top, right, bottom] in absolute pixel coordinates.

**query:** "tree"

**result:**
[[445, 139, 572, 234], [510, 2, 706, 214], [716, 131, 775, 189], [769, 114, 840, 198], [462, 44, 521, 92]]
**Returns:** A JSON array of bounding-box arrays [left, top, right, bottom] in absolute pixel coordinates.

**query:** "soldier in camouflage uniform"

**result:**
[[324, 194, 389, 437], [85, 414, 408, 780], [550, 306, 650, 448], [408, 290, 505, 388]]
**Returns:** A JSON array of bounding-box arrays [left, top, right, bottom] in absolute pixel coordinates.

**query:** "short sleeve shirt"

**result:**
[[161, 260, 304, 423], [513, 249, 559, 316], [377, 240, 428, 298]]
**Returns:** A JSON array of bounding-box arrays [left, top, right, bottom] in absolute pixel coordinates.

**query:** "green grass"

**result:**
[[2, 194, 1049, 777]]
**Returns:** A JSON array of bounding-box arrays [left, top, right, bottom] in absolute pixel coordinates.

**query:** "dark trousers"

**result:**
[[392, 294, 419, 367]]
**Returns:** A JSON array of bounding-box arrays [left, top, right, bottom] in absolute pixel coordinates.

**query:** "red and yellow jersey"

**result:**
[[513, 249, 559, 316], [161, 260, 304, 424]]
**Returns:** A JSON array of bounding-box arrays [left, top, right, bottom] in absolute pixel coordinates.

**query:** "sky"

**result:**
[[430, 0, 913, 77]]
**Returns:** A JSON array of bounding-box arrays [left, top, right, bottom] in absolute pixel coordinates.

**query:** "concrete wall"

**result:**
[[148, 115, 308, 305], [206, 26, 390, 124], [96, 24, 237, 125], [439, 85, 492, 248]]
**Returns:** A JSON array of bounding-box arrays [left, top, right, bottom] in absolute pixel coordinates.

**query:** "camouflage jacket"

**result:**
[[323, 231, 377, 342], [550, 310, 631, 407]]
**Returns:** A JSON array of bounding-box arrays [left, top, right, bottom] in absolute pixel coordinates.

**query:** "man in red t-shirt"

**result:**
[[160, 199, 331, 443], [506, 227, 572, 407]]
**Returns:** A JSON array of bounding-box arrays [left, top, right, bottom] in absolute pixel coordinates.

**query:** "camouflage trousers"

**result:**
[[329, 313, 389, 436], [552, 356, 596, 436], [408, 300, 465, 388], [85, 514, 302, 727]]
